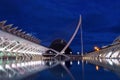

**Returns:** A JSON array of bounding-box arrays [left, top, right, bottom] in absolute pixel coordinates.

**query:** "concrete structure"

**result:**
[[0, 20, 55, 61], [0, 20, 64, 80], [84, 36, 120, 59]]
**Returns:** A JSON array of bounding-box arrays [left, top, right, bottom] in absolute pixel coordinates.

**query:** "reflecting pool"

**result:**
[[1, 57, 120, 80]]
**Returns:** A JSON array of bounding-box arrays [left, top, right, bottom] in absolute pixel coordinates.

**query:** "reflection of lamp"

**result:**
[[77, 52, 80, 55], [70, 61, 73, 65], [11, 63, 16, 68], [62, 61, 65, 65], [78, 61, 80, 65], [96, 65, 99, 71]]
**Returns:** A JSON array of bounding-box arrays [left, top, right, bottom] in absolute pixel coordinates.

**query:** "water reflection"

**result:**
[[0, 56, 75, 80], [85, 58, 120, 78], [0, 59, 51, 80], [1, 56, 120, 80]]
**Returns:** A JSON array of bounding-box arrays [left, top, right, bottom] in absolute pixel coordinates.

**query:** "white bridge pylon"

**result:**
[[54, 15, 82, 57]]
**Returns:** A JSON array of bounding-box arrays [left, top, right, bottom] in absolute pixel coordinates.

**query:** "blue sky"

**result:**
[[0, 0, 119, 52], [0, 1, 120, 80]]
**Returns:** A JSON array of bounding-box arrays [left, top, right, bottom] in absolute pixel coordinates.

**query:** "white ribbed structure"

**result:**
[[0, 30, 48, 55], [84, 36, 120, 59], [0, 20, 50, 59]]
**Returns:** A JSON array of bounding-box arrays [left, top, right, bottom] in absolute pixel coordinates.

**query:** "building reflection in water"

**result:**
[[1, 56, 120, 80], [0, 59, 49, 80], [0, 56, 76, 80], [85, 58, 120, 78]]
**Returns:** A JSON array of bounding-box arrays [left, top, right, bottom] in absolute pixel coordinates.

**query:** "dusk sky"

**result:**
[[0, 0, 119, 53], [0, 1, 120, 80]]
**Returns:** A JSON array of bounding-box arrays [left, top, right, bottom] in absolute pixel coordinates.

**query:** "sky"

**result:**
[[0, 0, 119, 53], [0, 1, 120, 80]]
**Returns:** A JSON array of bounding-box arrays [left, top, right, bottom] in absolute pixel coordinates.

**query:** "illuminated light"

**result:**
[[77, 61, 80, 65], [99, 59, 102, 63], [63, 52, 65, 54], [49, 62, 52, 66], [25, 62, 28, 66], [38, 61, 42, 65], [41, 61, 45, 65], [62, 62, 65, 65], [77, 52, 80, 55], [96, 65, 99, 71], [21, 63, 25, 67], [70, 52, 72, 54], [0, 65, 4, 70], [17, 63, 21, 67], [31, 62, 34, 65], [11, 64, 16, 68], [29, 62, 32, 65], [94, 46, 100, 51], [70, 61, 73, 65], [99, 54, 102, 57], [5, 64, 10, 69]]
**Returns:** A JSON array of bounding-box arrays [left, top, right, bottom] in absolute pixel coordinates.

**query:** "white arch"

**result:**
[[61, 15, 82, 53]]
